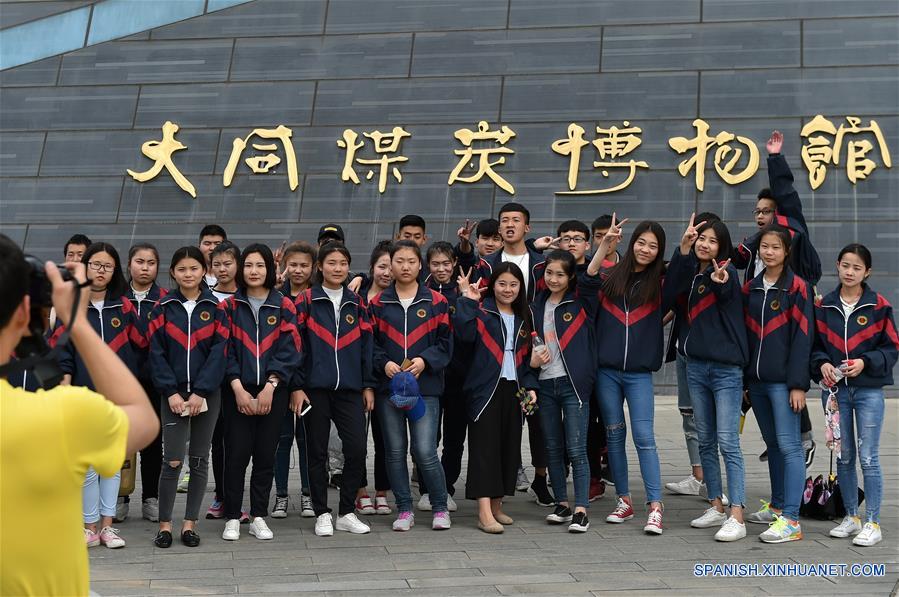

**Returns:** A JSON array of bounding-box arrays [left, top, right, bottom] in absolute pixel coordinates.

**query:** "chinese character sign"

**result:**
[[223, 125, 299, 191], [668, 119, 760, 192], [448, 121, 517, 195], [337, 127, 411, 193], [552, 122, 649, 194], [800, 115, 892, 190], [127, 121, 196, 198]]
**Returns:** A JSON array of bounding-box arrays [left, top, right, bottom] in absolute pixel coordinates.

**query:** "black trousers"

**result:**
[[587, 395, 607, 479], [222, 384, 288, 519], [306, 388, 367, 516], [420, 372, 468, 497], [138, 378, 162, 501], [211, 405, 225, 501], [369, 411, 390, 492], [466, 380, 522, 499]]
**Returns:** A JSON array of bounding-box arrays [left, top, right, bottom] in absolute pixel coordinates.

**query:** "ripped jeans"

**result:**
[[157, 391, 222, 522], [825, 385, 884, 523]]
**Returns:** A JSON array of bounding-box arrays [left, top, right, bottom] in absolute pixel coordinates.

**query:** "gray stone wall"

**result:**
[[2, 0, 898, 389]]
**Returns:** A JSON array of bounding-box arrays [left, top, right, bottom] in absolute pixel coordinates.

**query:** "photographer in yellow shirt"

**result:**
[[0, 235, 159, 596]]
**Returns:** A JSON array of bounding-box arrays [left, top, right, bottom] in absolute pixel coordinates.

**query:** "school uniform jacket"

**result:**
[[742, 270, 812, 391], [474, 243, 547, 302], [223, 289, 301, 387], [50, 294, 147, 389], [594, 270, 680, 373], [368, 283, 453, 397], [810, 285, 899, 387], [424, 275, 468, 378], [734, 154, 822, 286], [530, 275, 602, 407], [147, 288, 230, 399], [454, 296, 538, 422], [291, 285, 376, 392], [667, 251, 749, 367], [126, 282, 168, 379]]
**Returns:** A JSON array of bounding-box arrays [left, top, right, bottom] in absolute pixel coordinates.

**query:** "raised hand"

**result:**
[[710, 258, 731, 284], [766, 130, 783, 155], [457, 267, 483, 300], [534, 236, 561, 251], [680, 212, 707, 255], [603, 212, 628, 245]]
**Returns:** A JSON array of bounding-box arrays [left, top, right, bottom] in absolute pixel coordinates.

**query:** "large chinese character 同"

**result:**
[[668, 119, 760, 191], [223, 125, 299, 190], [800, 115, 892, 190], [448, 121, 516, 195], [552, 121, 649, 194], [337, 127, 411, 193], [127, 120, 196, 198]]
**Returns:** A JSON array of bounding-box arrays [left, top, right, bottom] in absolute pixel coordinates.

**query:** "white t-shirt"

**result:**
[[841, 297, 859, 318], [204, 273, 217, 288], [501, 251, 530, 295], [90, 299, 104, 311], [211, 288, 234, 303], [762, 277, 776, 292], [130, 285, 149, 302], [323, 286, 343, 321], [399, 297, 414, 311], [183, 300, 197, 318]]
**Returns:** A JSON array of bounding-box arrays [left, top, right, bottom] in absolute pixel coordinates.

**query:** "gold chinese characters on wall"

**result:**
[[126, 115, 892, 199]]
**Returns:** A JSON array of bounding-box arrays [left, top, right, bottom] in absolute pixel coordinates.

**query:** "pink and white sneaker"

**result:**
[[355, 494, 376, 515], [84, 527, 100, 547], [644, 507, 663, 535], [99, 526, 126, 549], [375, 495, 392, 515], [392, 511, 414, 531], [206, 500, 225, 519]]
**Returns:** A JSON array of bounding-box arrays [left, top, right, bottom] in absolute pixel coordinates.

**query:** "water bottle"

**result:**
[[531, 331, 547, 353]]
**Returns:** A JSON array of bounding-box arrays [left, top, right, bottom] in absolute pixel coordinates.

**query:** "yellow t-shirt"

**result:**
[[0, 379, 128, 597]]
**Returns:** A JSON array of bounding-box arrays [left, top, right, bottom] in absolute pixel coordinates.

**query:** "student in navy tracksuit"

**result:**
[[454, 262, 537, 534], [52, 242, 147, 549], [741, 225, 812, 544], [290, 243, 375, 537], [418, 241, 467, 511], [529, 248, 603, 533], [591, 219, 679, 535], [369, 241, 453, 532], [666, 216, 749, 542], [123, 242, 167, 524], [221, 244, 301, 543], [147, 247, 229, 548], [811, 244, 898, 548], [272, 241, 316, 520]]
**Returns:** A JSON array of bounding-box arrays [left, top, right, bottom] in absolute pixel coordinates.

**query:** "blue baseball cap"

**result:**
[[389, 372, 426, 422]]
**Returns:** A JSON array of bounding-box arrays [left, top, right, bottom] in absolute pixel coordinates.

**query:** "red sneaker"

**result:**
[[644, 507, 663, 535], [605, 498, 634, 523], [589, 478, 605, 502]]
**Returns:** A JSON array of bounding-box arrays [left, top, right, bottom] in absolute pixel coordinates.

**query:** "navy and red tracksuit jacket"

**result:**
[[742, 270, 813, 391], [474, 243, 547, 301], [368, 283, 453, 397], [530, 274, 602, 407], [453, 296, 538, 422], [291, 285, 376, 392], [223, 289, 301, 387], [667, 251, 749, 367], [147, 288, 230, 399], [734, 154, 822, 286], [125, 282, 168, 379], [50, 294, 147, 389], [423, 274, 469, 379], [811, 284, 899, 388], [594, 270, 680, 373]]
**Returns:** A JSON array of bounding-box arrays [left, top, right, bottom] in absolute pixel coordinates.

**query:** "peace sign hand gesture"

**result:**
[[457, 219, 477, 252], [533, 236, 561, 251], [680, 212, 707, 256], [603, 212, 628, 245], [457, 267, 483, 301], [710, 258, 731, 284]]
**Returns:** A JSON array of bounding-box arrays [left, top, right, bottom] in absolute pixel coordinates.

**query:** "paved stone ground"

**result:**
[[90, 396, 898, 596]]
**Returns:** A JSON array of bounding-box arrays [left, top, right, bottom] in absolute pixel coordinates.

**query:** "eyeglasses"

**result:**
[[87, 262, 115, 272], [753, 208, 775, 216], [560, 236, 587, 244]]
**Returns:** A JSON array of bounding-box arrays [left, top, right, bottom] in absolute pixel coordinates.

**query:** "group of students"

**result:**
[[26, 131, 896, 549]]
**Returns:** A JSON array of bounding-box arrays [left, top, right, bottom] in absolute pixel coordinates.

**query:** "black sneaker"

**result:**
[[329, 473, 342, 489], [546, 505, 573, 524], [527, 478, 554, 507], [759, 449, 768, 462], [180, 529, 200, 547], [805, 441, 816, 468], [153, 530, 172, 548], [569, 512, 590, 533]]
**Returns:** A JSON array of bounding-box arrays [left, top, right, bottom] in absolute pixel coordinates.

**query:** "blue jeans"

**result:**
[[824, 385, 884, 523], [685, 359, 745, 508], [538, 377, 590, 508], [376, 394, 447, 513], [676, 353, 701, 467], [596, 368, 662, 504], [274, 410, 310, 496], [83, 467, 121, 523], [749, 382, 802, 520]]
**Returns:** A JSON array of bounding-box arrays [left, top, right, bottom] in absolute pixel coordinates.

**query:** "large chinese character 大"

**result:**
[[552, 122, 649, 195], [668, 119, 760, 191], [800, 115, 892, 190], [223, 125, 299, 190], [126, 121, 196, 198], [337, 127, 411, 193], [448, 121, 516, 195]]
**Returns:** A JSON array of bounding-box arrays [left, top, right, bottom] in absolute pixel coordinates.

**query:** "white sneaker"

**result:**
[[516, 466, 530, 491], [830, 514, 863, 538], [301, 494, 315, 518], [222, 519, 240, 541], [714, 516, 747, 542], [315, 513, 334, 537], [691, 507, 728, 528], [432, 511, 451, 530], [417, 493, 432, 511], [392, 512, 414, 531], [142, 498, 159, 522], [114, 497, 129, 523], [336, 512, 371, 534], [446, 495, 458, 512], [746, 501, 779, 524], [698, 483, 730, 506], [665, 475, 702, 496], [177, 471, 190, 493], [852, 522, 882, 547], [248, 517, 274, 540], [375, 495, 392, 515]]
